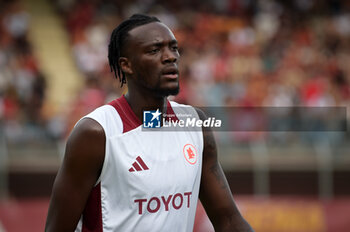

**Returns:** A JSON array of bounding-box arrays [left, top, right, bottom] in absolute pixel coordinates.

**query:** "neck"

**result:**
[[124, 89, 167, 123]]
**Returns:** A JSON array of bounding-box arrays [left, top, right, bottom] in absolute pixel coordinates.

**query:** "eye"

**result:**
[[148, 48, 160, 54], [171, 45, 178, 51]]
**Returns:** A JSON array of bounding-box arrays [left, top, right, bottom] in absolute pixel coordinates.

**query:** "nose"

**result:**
[[162, 47, 178, 64]]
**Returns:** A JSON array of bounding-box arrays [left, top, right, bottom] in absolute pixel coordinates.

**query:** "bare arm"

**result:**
[[45, 118, 105, 232], [196, 109, 253, 232]]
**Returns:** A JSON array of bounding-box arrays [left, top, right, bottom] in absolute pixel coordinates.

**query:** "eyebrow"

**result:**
[[145, 39, 178, 47]]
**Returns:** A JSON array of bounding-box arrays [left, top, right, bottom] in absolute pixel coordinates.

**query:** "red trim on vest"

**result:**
[[166, 100, 179, 122], [82, 183, 103, 232], [108, 95, 179, 133], [108, 95, 142, 133]]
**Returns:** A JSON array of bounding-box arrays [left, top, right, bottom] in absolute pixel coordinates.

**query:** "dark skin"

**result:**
[[45, 22, 253, 232], [197, 108, 253, 231]]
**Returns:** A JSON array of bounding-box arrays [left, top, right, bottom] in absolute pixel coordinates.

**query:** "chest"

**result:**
[[106, 128, 203, 197]]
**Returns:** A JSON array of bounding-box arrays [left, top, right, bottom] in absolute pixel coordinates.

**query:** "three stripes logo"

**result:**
[[129, 156, 149, 172]]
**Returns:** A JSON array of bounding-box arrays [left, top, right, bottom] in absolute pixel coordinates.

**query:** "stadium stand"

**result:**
[[0, 0, 350, 231]]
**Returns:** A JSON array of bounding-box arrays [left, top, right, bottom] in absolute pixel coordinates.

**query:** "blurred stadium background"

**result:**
[[1, 0, 350, 231]]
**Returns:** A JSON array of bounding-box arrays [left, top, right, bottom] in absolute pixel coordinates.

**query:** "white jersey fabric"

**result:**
[[75, 96, 204, 232]]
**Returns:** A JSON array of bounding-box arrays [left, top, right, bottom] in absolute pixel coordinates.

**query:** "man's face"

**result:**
[[124, 22, 180, 97]]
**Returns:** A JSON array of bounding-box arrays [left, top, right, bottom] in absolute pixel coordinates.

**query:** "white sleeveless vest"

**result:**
[[75, 96, 203, 232]]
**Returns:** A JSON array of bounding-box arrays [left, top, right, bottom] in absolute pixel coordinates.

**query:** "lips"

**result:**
[[161, 66, 179, 79]]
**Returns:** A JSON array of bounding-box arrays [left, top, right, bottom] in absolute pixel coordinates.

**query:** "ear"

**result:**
[[119, 57, 133, 75]]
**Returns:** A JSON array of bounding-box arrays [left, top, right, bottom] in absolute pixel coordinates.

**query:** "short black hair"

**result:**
[[108, 14, 160, 87]]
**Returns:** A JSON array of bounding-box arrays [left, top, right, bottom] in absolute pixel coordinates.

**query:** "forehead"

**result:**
[[127, 22, 177, 47]]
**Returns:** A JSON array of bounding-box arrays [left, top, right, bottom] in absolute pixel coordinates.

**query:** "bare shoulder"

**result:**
[[194, 107, 207, 121], [194, 108, 254, 231], [69, 117, 105, 141], [194, 107, 217, 157], [45, 118, 106, 232], [68, 118, 105, 149], [63, 117, 106, 177]]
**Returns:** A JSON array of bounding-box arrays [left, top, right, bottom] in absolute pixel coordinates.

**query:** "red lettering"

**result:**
[[172, 193, 183, 210], [161, 195, 173, 211], [134, 199, 147, 215], [184, 192, 192, 208], [134, 192, 192, 214], [147, 197, 161, 213]]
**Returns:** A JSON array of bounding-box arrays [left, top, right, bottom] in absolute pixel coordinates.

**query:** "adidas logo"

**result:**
[[129, 156, 149, 172]]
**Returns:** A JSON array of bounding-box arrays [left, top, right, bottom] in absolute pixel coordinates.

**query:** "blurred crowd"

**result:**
[[0, 1, 47, 144], [1, 0, 350, 145]]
